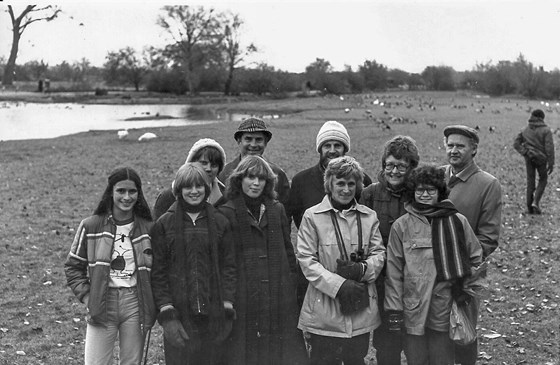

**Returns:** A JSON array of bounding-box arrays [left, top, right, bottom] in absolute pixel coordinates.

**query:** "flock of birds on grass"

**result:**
[[113, 94, 560, 141], [334, 93, 560, 133]]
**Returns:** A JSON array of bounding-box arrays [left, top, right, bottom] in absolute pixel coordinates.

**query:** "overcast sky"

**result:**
[[1, 0, 559, 74]]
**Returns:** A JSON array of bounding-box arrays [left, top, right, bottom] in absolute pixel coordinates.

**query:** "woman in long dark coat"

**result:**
[[219, 155, 306, 365]]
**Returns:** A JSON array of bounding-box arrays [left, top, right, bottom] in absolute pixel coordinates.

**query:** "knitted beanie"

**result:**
[[316, 120, 351, 153], [185, 138, 227, 167], [531, 109, 545, 120]]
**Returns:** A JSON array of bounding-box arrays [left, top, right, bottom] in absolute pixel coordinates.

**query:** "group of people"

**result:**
[[64, 109, 555, 365]]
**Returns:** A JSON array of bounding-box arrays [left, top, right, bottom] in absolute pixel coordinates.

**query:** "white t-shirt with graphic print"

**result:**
[[109, 221, 137, 288]]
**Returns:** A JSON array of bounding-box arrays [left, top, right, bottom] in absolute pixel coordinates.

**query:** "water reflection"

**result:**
[[187, 106, 282, 122], [0, 103, 202, 141], [0, 102, 284, 141]]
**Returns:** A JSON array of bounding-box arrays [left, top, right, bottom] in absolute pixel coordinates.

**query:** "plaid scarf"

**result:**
[[410, 200, 471, 282]]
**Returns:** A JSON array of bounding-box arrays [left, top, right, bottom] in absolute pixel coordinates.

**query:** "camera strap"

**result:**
[[329, 210, 363, 261]]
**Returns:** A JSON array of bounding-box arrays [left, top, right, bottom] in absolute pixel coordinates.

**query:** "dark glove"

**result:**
[[386, 310, 404, 332], [547, 165, 554, 175], [336, 259, 364, 281], [337, 279, 369, 315], [158, 308, 189, 348], [451, 282, 472, 306]]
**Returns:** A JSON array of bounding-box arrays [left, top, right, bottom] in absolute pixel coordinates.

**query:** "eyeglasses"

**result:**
[[415, 187, 438, 196], [384, 163, 409, 173]]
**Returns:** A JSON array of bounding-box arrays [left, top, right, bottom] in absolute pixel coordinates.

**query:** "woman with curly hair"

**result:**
[[219, 155, 306, 365], [359, 135, 420, 365], [384, 164, 483, 365], [65, 167, 156, 365]]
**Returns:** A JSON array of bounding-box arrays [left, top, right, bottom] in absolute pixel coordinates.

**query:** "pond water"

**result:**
[[0, 102, 278, 141]]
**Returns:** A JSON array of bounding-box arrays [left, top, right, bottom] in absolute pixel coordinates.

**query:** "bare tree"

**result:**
[[220, 12, 256, 95], [2, 5, 61, 86], [104, 47, 148, 91], [157, 5, 221, 95]]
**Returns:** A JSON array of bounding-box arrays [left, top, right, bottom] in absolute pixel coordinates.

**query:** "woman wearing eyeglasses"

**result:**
[[384, 164, 483, 365], [359, 135, 419, 365], [65, 167, 157, 365]]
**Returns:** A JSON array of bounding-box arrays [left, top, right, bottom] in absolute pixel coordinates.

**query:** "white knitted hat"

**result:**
[[185, 138, 227, 168], [316, 121, 350, 153]]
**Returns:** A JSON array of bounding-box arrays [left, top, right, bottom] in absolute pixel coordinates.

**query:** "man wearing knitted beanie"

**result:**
[[286, 121, 373, 305], [513, 109, 555, 214]]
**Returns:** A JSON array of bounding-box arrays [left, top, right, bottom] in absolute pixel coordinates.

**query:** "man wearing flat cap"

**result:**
[[513, 109, 555, 214], [442, 124, 502, 365], [219, 117, 290, 206]]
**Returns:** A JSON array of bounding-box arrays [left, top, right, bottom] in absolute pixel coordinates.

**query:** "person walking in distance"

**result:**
[[513, 109, 555, 214]]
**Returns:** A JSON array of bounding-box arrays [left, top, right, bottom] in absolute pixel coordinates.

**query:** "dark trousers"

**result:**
[[454, 340, 478, 365], [164, 337, 217, 365], [373, 278, 403, 365], [525, 157, 548, 209], [403, 328, 454, 365], [309, 333, 369, 365]]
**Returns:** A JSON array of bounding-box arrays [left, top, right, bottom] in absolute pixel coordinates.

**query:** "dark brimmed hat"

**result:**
[[234, 117, 272, 142], [443, 125, 479, 144]]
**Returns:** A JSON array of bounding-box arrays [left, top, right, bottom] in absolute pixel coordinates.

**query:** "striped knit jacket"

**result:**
[[64, 214, 157, 335]]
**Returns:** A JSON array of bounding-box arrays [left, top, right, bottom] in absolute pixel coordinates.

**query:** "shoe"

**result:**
[[531, 204, 542, 214], [527, 206, 534, 214]]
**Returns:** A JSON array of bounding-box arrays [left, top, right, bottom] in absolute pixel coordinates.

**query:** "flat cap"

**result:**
[[443, 125, 479, 144], [234, 117, 272, 142]]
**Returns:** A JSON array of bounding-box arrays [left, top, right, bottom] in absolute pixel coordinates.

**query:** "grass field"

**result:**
[[0, 91, 559, 364]]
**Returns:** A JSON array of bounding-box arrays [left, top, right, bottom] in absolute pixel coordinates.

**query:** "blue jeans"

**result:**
[[84, 287, 144, 365], [403, 328, 454, 365]]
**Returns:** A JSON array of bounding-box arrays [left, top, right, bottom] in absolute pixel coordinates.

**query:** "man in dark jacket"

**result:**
[[286, 120, 372, 308], [219, 117, 290, 206], [286, 120, 372, 229], [513, 109, 555, 214]]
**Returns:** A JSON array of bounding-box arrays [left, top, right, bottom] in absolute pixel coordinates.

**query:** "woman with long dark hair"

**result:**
[[65, 167, 156, 365]]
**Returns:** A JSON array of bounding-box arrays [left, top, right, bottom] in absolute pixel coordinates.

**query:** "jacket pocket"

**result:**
[[403, 296, 422, 327], [142, 247, 153, 268], [406, 238, 434, 263]]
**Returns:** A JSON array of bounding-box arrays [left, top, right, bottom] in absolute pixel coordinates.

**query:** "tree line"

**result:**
[[2, 5, 559, 99]]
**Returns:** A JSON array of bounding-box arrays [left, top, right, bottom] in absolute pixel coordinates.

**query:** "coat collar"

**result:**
[[446, 160, 481, 182], [314, 195, 370, 214]]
